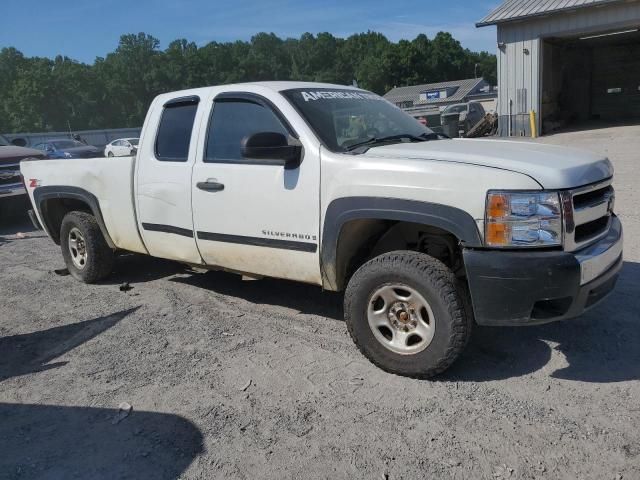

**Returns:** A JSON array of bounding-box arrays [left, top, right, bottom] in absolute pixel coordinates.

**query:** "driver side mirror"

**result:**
[[241, 132, 302, 169]]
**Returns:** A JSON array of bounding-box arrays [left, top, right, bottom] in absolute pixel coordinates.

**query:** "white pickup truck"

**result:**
[[21, 82, 623, 378]]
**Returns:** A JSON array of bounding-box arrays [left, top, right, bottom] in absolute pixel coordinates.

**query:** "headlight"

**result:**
[[485, 191, 562, 247]]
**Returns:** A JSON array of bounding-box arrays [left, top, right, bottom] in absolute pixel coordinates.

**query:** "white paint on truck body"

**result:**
[[21, 155, 147, 254], [21, 81, 614, 290], [189, 84, 323, 284], [134, 87, 211, 265], [319, 147, 542, 239]]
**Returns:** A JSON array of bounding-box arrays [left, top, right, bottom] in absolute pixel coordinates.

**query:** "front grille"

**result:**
[[573, 185, 613, 210], [0, 163, 21, 186], [575, 216, 610, 243], [564, 180, 614, 251]]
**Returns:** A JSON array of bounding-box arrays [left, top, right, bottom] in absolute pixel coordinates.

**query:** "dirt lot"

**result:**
[[1, 126, 639, 480]]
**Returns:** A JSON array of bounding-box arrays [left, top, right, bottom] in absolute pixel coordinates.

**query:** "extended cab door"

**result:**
[[191, 90, 322, 284], [135, 94, 204, 264]]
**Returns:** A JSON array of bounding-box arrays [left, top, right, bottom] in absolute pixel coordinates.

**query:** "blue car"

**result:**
[[33, 139, 102, 159]]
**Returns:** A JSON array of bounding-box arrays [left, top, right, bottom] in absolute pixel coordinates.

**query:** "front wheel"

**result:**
[[107, 151, 114, 157], [344, 251, 471, 378], [60, 211, 114, 283]]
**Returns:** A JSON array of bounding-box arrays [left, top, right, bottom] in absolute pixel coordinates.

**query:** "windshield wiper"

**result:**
[[419, 132, 447, 140], [345, 134, 426, 152]]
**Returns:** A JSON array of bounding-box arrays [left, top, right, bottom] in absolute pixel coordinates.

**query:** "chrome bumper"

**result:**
[[0, 183, 26, 198], [575, 216, 623, 285]]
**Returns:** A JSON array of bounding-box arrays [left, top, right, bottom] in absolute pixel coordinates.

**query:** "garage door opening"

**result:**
[[541, 28, 640, 134]]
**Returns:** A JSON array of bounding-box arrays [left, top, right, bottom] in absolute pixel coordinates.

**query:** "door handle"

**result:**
[[197, 181, 225, 192]]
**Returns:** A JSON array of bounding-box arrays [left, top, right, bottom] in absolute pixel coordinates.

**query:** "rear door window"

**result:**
[[155, 98, 199, 162]]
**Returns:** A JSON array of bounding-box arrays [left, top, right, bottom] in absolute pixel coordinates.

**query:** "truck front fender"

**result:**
[[320, 197, 483, 290]]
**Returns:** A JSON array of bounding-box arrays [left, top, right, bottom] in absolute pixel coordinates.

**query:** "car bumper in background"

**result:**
[[464, 215, 623, 326], [28, 209, 42, 230], [0, 183, 26, 198]]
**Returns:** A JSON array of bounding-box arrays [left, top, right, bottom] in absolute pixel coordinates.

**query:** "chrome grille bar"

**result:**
[[564, 179, 614, 252]]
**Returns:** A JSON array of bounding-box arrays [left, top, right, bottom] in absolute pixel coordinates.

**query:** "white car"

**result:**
[[20, 82, 622, 378], [104, 138, 139, 157]]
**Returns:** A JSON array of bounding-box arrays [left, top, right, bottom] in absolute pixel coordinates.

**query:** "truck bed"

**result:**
[[20, 156, 147, 254]]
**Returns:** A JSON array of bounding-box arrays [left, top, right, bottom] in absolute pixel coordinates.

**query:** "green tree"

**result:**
[[0, 31, 496, 133]]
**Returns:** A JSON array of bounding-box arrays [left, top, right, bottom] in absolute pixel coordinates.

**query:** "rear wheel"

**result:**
[[60, 211, 114, 283], [344, 251, 471, 378], [107, 151, 114, 157]]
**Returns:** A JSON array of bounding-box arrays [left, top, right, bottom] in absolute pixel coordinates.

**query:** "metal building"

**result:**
[[478, 0, 640, 136], [384, 78, 497, 125]]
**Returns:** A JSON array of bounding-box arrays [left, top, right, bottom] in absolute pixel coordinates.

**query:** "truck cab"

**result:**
[[21, 82, 623, 378]]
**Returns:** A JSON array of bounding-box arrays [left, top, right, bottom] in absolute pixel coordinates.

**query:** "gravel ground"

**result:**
[[1, 126, 639, 480]]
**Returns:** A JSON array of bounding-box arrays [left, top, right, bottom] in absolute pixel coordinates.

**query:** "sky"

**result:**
[[1, 0, 498, 63]]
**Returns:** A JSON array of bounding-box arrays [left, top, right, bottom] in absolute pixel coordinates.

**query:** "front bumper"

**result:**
[[0, 183, 26, 198], [464, 215, 623, 326]]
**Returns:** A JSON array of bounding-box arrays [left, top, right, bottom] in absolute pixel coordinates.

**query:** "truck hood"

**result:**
[[364, 138, 613, 190], [0, 145, 44, 164]]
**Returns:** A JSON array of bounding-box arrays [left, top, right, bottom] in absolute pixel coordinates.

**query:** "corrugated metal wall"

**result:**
[[496, 29, 540, 136], [495, 0, 640, 136]]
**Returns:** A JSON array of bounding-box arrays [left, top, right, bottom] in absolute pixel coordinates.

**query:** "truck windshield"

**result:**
[[282, 88, 436, 153]]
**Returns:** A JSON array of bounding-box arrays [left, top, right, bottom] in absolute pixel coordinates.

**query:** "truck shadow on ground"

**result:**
[[105, 253, 186, 285], [0, 307, 138, 383], [173, 262, 639, 384], [444, 261, 640, 383], [0, 403, 204, 480], [172, 270, 344, 320]]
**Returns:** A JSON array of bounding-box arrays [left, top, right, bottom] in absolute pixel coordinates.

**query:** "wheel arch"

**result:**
[[320, 197, 483, 291], [33, 186, 115, 248]]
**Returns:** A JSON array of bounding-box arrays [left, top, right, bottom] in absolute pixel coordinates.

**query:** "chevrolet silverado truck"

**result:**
[[20, 82, 623, 378], [0, 134, 46, 220]]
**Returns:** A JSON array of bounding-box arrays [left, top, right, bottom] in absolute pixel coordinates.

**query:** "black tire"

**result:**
[[60, 211, 114, 283], [344, 251, 471, 379], [107, 151, 114, 157]]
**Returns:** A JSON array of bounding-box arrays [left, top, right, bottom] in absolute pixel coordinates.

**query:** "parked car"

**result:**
[[32, 139, 102, 159], [21, 82, 622, 379], [104, 138, 139, 157], [0, 134, 46, 219], [414, 112, 444, 135], [441, 102, 486, 137]]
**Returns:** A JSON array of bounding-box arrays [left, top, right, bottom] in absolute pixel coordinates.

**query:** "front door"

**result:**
[[191, 92, 321, 284]]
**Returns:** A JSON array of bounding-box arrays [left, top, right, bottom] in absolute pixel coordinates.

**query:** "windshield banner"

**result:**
[[300, 91, 384, 102]]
